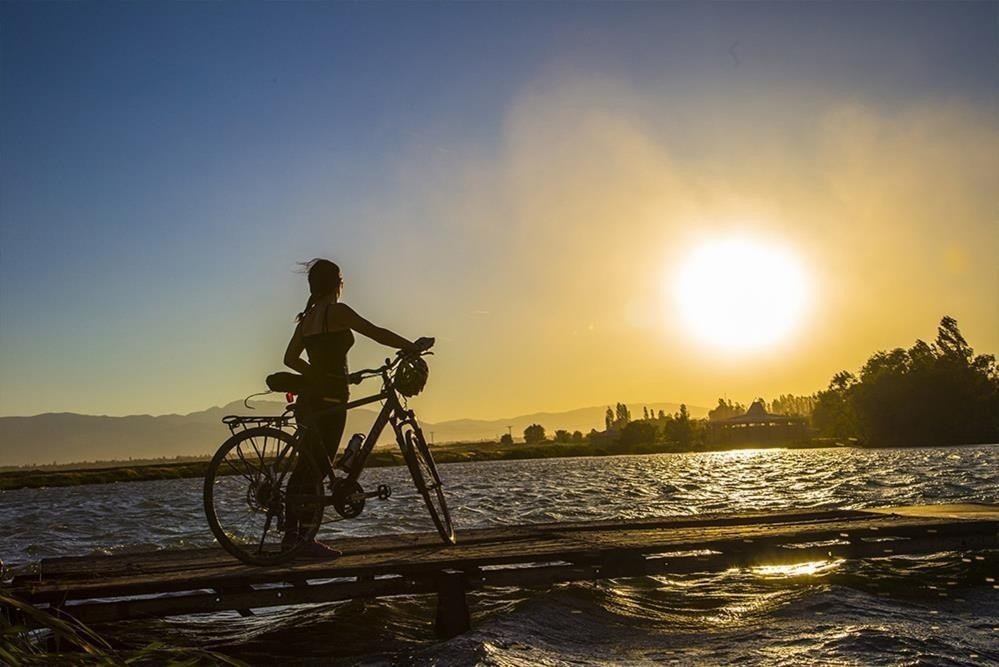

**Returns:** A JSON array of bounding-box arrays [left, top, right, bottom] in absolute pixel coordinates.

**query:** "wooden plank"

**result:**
[[27, 508, 866, 581], [61, 576, 437, 624], [10, 510, 995, 604], [866, 503, 999, 521]]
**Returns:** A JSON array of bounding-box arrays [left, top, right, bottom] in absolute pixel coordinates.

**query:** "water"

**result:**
[[2, 445, 997, 665]]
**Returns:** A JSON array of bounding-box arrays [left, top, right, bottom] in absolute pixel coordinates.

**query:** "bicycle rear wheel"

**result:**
[[203, 426, 324, 565], [400, 423, 455, 544]]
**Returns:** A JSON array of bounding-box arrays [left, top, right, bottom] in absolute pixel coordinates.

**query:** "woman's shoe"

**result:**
[[298, 540, 343, 559]]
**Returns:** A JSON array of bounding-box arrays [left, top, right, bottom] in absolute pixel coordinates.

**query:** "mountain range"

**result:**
[[0, 400, 706, 467]]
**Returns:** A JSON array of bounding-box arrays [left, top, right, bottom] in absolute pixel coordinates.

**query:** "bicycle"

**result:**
[[202, 345, 454, 565]]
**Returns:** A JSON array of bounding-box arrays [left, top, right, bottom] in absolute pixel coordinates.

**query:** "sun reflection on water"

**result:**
[[751, 559, 844, 578], [711, 447, 787, 459]]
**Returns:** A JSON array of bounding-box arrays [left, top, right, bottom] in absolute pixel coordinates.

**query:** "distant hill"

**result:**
[[0, 401, 705, 467]]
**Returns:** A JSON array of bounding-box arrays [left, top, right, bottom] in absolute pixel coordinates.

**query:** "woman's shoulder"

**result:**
[[326, 301, 359, 326]]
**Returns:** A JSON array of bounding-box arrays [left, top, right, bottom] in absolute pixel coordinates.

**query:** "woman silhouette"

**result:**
[[283, 258, 429, 555]]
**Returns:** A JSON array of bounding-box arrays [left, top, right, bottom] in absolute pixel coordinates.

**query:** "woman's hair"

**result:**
[[296, 258, 343, 322]]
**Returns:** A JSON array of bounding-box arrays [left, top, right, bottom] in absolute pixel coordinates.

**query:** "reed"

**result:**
[[0, 593, 246, 666]]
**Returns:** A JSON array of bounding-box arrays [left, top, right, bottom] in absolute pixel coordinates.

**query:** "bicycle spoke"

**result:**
[[247, 435, 266, 466], [222, 457, 256, 483], [235, 441, 265, 477]]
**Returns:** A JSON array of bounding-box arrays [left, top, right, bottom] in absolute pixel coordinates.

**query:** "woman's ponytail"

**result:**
[[296, 293, 317, 322]]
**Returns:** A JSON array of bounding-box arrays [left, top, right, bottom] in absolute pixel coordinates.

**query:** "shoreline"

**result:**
[[0, 439, 842, 491]]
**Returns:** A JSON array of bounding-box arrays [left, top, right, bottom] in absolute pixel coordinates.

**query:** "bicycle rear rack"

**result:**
[[222, 413, 295, 436]]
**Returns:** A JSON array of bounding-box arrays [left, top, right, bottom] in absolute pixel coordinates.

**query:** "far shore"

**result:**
[[2, 438, 857, 491]]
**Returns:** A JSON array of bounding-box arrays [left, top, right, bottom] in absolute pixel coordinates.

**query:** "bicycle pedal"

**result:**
[[364, 484, 392, 500]]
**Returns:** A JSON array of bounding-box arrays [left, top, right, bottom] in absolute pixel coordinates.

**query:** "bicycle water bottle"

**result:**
[[337, 433, 364, 472]]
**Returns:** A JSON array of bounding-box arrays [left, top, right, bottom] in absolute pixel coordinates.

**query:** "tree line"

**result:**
[[506, 317, 997, 450]]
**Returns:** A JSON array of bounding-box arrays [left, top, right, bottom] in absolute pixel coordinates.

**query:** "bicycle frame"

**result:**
[[291, 365, 421, 491]]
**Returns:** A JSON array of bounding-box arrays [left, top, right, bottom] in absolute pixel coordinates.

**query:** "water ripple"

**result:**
[[1, 444, 996, 665]]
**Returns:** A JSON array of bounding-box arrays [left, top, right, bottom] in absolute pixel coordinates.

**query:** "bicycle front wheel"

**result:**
[[401, 424, 455, 544], [203, 426, 324, 565]]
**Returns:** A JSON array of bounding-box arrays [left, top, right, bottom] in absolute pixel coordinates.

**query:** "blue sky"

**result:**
[[2, 2, 997, 420]]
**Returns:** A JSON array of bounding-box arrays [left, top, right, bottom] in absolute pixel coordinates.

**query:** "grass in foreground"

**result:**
[[0, 593, 245, 666]]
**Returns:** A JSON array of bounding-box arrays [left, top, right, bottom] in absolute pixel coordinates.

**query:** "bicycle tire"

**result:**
[[203, 426, 323, 565], [401, 424, 455, 544]]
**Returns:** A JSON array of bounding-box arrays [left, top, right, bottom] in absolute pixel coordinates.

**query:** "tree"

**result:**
[[657, 409, 666, 420], [665, 404, 693, 447], [571, 430, 584, 443], [553, 429, 572, 443], [620, 420, 657, 446], [813, 316, 999, 446], [936, 315, 974, 361], [770, 394, 817, 419], [812, 372, 857, 438], [499, 433, 514, 446], [708, 398, 744, 422], [523, 424, 546, 444], [614, 402, 632, 429], [643, 406, 650, 420], [604, 407, 614, 431]]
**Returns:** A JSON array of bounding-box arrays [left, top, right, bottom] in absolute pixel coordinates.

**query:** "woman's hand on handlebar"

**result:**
[[402, 337, 435, 355], [351, 338, 433, 384]]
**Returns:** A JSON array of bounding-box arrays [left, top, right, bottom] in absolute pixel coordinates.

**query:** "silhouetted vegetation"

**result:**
[[620, 420, 657, 446], [605, 403, 632, 430], [0, 592, 246, 665], [523, 423, 546, 444], [812, 316, 998, 447], [708, 399, 746, 422], [0, 460, 214, 490], [769, 394, 817, 419]]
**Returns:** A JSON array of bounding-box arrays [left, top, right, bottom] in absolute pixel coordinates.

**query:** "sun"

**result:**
[[671, 236, 811, 351]]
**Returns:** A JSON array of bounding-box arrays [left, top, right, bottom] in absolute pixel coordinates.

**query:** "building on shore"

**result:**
[[707, 400, 810, 447]]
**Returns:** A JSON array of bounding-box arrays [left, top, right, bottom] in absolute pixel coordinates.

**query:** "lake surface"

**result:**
[[2, 445, 997, 665]]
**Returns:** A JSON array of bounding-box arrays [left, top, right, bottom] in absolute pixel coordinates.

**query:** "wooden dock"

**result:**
[[4, 504, 996, 638]]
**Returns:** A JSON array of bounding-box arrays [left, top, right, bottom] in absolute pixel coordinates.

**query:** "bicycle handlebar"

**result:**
[[349, 339, 435, 384]]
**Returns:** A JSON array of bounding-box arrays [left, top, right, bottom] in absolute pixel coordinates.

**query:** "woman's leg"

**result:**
[[284, 396, 324, 543], [288, 397, 347, 557], [317, 405, 347, 466]]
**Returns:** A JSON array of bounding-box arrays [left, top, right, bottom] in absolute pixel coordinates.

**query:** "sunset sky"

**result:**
[[1, 2, 997, 422]]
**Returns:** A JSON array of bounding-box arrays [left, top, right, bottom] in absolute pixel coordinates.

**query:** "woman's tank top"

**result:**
[[303, 303, 354, 399]]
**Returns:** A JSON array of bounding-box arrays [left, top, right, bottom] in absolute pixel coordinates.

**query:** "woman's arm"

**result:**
[[283, 321, 315, 376], [330, 303, 416, 350]]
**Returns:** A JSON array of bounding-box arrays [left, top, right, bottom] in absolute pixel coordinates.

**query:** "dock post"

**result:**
[[434, 570, 470, 639]]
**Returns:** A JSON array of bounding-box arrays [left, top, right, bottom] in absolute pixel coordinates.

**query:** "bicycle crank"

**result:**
[[330, 479, 366, 519]]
